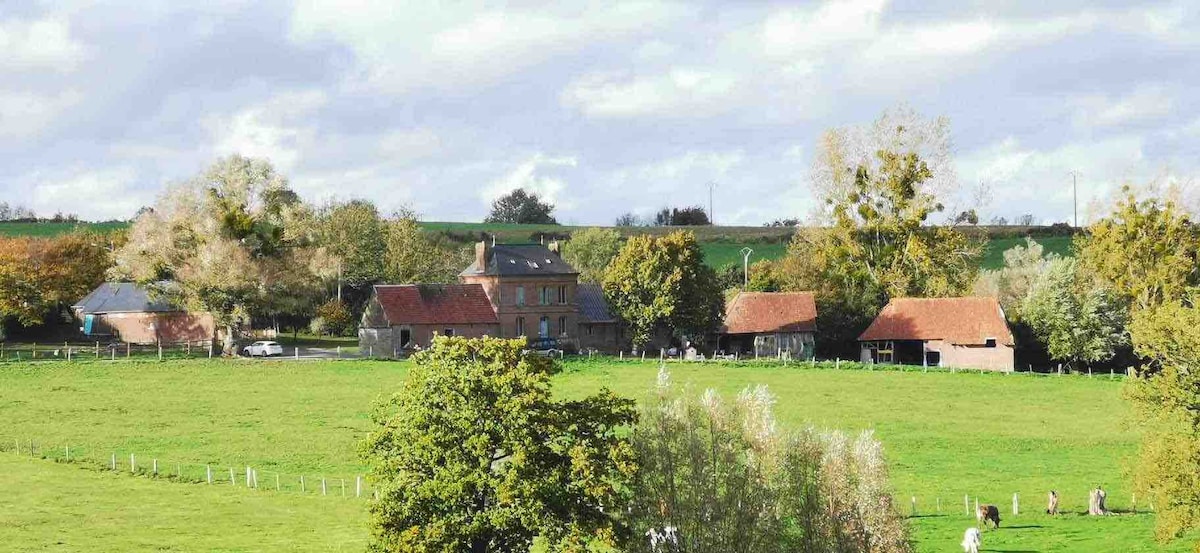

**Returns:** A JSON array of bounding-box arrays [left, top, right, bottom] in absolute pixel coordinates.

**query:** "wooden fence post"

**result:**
[[911, 496, 917, 516], [126, 342, 130, 358], [95, 341, 100, 358]]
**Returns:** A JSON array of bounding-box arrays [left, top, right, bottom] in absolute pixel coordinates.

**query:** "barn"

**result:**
[[358, 284, 500, 356], [858, 297, 1015, 371], [72, 282, 216, 344], [719, 291, 817, 359]]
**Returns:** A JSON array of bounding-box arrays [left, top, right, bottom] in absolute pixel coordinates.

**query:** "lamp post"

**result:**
[[740, 247, 753, 289]]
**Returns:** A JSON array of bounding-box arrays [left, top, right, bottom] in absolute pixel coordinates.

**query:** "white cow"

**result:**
[[961, 527, 981, 553]]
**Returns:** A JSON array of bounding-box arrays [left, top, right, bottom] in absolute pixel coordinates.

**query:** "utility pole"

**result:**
[[707, 181, 717, 225], [740, 247, 753, 289]]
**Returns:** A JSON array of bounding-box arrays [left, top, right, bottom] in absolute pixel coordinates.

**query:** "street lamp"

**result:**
[[740, 247, 753, 289]]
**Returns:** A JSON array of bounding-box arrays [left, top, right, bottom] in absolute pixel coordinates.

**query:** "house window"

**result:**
[[515, 286, 525, 306], [557, 285, 567, 304], [444, 328, 455, 337], [539, 316, 549, 338], [984, 338, 997, 348], [558, 316, 567, 336], [539, 286, 549, 305], [516, 317, 525, 336], [586, 325, 593, 336]]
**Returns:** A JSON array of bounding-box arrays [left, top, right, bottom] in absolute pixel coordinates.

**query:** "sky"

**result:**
[[1, 0, 1197, 226]]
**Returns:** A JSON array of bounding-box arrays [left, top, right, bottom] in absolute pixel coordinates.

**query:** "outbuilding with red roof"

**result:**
[[857, 297, 1014, 371], [719, 291, 817, 359], [358, 284, 500, 356]]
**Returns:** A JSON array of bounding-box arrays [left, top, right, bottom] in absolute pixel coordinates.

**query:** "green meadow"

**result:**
[[0, 358, 1192, 551]]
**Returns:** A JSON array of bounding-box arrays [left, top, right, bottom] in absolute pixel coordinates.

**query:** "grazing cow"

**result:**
[[976, 504, 1001, 529], [1046, 490, 1059, 515], [961, 527, 981, 553]]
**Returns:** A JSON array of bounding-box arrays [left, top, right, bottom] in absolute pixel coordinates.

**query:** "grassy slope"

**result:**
[[0, 221, 127, 237], [980, 235, 1075, 270], [0, 358, 1192, 551], [0, 454, 367, 552]]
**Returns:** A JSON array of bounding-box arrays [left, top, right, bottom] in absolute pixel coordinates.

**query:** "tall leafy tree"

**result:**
[[973, 237, 1057, 321], [1021, 257, 1127, 370], [485, 188, 557, 224], [780, 124, 981, 355], [318, 199, 387, 289], [1127, 298, 1200, 545], [560, 227, 622, 284], [383, 209, 471, 284], [1076, 186, 1199, 313], [110, 155, 325, 354], [602, 231, 723, 348], [363, 336, 636, 553]]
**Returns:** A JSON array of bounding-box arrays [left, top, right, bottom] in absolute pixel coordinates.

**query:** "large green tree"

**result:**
[[1021, 257, 1127, 370], [485, 188, 557, 224], [602, 231, 723, 348], [382, 209, 471, 284], [973, 237, 1057, 321], [318, 199, 387, 290], [111, 155, 325, 354], [362, 336, 636, 553], [1076, 186, 1199, 312], [1127, 298, 1200, 545], [560, 227, 622, 284]]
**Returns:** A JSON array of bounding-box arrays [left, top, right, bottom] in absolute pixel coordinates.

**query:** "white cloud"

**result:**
[[1072, 85, 1175, 129], [760, 0, 888, 57], [481, 153, 579, 210], [203, 90, 327, 172], [23, 167, 146, 221], [0, 16, 86, 72], [562, 68, 739, 118], [289, 1, 684, 93], [0, 89, 83, 140]]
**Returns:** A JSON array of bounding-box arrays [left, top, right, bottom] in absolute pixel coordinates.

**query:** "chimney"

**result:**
[[475, 240, 490, 271], [548, 239, 560, 253]]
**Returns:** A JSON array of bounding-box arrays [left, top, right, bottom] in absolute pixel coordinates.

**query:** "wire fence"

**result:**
[[0, 436, 373, 500], [594, 350, 1135, 380], [896, 489, 1152, 519], [0, 340, 221, 362]]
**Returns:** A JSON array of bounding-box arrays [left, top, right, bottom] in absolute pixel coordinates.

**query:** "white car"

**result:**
[[243, 341, 283, 357]]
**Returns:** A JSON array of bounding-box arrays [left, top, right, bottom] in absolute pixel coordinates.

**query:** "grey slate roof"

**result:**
[[577, 283, 616, 323], [73, 282, 181, 314], [460, 243, 578, 277]]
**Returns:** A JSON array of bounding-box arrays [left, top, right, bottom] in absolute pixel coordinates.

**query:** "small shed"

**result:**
[[358, 284, 500, 357], [72, 282, 215, 344], [858, 297, 1015, 371], [719, 292, 817, 359]]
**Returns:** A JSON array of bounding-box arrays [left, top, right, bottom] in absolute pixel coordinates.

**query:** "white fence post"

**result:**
[[207, 465, 212, 484], [964, 495, 969, 516], [229, 467, 235, 486], [301, 475, 306, 493], [1013, 493, 1019, 515], [64, 445, 69, 462], [153, 458, 158, 476], [322, 477, 327, 496], [356, 475, 362, 498], [111, 453, 116, 470]]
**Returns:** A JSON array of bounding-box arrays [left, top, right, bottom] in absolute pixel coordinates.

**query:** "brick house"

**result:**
[[358, 284, 500, 356], [359, 241, 632, 355], [858, 297, 1015, 371], [718, 291, 817, 359], [72, 282, 216, 344], [459, 241, 580, 344]]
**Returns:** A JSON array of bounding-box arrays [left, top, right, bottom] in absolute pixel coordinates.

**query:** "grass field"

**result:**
[[699, 240, 790, 268], [981, 235, 1075, 269], [0, 357, 1193, 552], [0, 221, 127, 237]]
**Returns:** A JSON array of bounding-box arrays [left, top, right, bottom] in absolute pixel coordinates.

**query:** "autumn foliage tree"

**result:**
[[560, 227, 622, 284], [110, 155, 325, 354], [781, 132, 981, 355], [0, 231, 114, 335]]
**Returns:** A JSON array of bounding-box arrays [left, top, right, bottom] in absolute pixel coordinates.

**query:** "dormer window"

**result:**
[[984, 338, 997, 348], [526, 260, 539, 269]]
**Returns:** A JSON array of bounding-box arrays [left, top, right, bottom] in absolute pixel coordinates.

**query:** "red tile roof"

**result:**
[[857, 297, 1013, 346], [374, 284, 498, 325], [722, 292, 817, 334]]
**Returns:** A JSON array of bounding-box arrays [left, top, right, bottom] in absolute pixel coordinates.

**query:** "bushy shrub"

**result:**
[[627, 368, 911, 553]]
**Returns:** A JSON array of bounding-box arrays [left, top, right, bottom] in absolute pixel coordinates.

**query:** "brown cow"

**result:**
[[976, 504, 1001, 529]]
